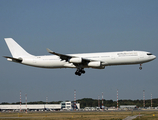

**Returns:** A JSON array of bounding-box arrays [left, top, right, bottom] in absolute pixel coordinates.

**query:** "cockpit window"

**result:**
[[147, 53, 152, 55]]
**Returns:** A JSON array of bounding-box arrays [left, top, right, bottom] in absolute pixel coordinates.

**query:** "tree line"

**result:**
[[1, 98, 158, 108], [76, 98, 158, 108]]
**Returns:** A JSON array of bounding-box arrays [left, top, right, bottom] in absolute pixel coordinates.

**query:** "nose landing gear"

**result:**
[[75, 68, 85, 76], [139, 64, 142, 70]]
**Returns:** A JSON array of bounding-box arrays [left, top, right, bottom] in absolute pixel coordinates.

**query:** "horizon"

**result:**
[[1, 97, 157, 104]]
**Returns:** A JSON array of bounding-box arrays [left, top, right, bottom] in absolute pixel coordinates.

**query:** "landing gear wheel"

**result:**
[[78, 73, 81, 76], [75, 71, 81, 76], [81, 69, 85, 74], [139, 64, 142, 70], [75, 72, 78, 75], [75, 68, 85, 76], [139, 67, 142, 70]]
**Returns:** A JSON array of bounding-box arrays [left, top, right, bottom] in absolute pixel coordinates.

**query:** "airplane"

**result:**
[[4, 38, 156, 76]]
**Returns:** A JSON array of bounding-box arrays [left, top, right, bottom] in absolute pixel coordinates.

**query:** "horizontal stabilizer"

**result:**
[[3, 56, 22, 63]]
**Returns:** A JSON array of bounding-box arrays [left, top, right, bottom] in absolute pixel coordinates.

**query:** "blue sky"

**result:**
[[0, 0, 158, 103]]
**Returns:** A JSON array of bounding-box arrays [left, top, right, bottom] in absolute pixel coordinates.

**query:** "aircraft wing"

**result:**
[[46, 48, 92, 63], [47, 48, 75, 60]]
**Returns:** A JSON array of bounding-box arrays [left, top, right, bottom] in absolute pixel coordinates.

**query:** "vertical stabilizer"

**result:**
[[4, 38, 33, 58]]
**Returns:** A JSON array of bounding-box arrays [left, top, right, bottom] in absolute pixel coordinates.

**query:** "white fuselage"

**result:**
[[4, 38, 156, 76], [19, 51, 156, 69]]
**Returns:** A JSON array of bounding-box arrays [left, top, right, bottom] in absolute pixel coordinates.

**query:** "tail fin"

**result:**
[[4, 38, 33, 58]]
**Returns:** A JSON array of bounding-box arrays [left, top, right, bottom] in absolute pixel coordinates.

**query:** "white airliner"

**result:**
[[4, 38, 156, 76]]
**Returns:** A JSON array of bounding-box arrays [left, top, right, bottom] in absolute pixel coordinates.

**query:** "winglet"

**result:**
[[46, 48, 62, 56], [46, 48, 53, 54], [46, 48, 59, 56]]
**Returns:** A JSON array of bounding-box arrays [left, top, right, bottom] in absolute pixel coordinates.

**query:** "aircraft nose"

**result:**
[[148, 55, 156, 61]]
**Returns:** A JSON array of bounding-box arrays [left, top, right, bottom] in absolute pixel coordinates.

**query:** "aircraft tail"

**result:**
[[4, 38, 33, 58]]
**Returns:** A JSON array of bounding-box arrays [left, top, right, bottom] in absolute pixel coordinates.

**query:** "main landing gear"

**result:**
[[75, 68, 85, 76], [139, 64, 142, 70]]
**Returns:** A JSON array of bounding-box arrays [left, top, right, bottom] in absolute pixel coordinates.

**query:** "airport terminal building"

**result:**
[[0, 101, 80, 111], [120, 105, 137, 110]]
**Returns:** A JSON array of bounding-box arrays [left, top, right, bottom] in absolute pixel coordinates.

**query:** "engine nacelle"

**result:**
[[69, 57, 82, 63], [88, 61, 101, 67]]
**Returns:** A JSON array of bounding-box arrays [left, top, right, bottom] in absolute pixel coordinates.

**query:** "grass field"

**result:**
[[0, 110, 158, 120]]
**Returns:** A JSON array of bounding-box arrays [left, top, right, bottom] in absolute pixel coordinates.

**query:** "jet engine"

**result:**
[[88, 61, 101, 67], [69, 57, 82, 63]]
